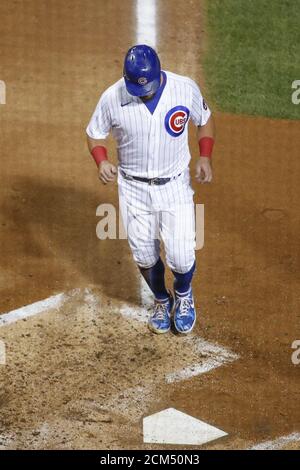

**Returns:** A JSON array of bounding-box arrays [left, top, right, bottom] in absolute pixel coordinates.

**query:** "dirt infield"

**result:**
[[0, 0, 299, 449]]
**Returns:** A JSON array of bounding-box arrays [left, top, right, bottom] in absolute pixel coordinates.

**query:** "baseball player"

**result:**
[[86, 45, 215, 335]]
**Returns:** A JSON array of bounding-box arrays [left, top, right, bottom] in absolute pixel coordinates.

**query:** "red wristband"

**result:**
[[91, 146, 108, 166], [199, 137, 214, 158]]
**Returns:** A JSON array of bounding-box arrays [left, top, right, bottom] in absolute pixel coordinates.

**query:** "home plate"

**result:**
[[0, 288, 237, 448], [143, 408, 227, 446]]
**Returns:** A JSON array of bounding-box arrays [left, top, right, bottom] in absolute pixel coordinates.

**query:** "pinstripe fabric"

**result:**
[[118, 168, 195, 273], [87, 71, 210, 273], [86, 71, 211, 178]]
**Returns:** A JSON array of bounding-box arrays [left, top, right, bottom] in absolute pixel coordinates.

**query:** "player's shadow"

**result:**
[[0, 175, 138, 309]]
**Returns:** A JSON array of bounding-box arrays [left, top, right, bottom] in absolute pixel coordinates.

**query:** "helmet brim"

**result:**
[[124, 76, 161, 97]]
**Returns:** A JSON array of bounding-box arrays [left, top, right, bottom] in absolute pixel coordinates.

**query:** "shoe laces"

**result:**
[[176, 295, 191, 317], [153, 301, 169, 321]]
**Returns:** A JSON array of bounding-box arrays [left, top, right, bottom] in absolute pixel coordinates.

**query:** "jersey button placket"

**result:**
[[147, 116, 158, 178], [150, 115, 160, 213]]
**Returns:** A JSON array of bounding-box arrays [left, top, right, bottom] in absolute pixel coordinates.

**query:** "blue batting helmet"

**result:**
[[123, 45, 161, 97]]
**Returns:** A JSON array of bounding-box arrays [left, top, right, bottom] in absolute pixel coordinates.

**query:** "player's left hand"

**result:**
[[195, 157, 212, 184]]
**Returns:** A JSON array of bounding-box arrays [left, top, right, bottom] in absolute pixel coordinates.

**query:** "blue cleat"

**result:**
[[148, 294, 174, 334], [173, 288, 196, 334]]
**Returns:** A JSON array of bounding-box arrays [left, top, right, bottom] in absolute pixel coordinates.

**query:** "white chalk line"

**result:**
[[0, 284, 144, 329], [0, 292, 68, 327], [0, 339, 6, 364], [165, 335, 238, 384], [0, 283, 238, 384], [136, 0, 157, 48], [0, 285, 238, 447], [0, 287, 97, 328], [249, 432, 300, 450], [120, 278, 239, 383], [165, 352, 236, 384], [119, 277, 152, 323]]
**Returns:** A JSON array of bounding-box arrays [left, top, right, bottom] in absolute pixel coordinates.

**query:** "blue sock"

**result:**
[[172, 261, 196, 295], [139, 258, 169, 301]]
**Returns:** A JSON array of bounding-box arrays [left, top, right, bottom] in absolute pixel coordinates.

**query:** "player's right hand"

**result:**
[[98, 161, 117, 184], [195, 157, 213, 184]]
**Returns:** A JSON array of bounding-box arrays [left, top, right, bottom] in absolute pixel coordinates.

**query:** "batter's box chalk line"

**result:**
[[0, 339, 6, 364], [119, 277, 239, 383], [0, 288, 82, 327], [0, 287, 239, 385], [248, 432, 300, 450]]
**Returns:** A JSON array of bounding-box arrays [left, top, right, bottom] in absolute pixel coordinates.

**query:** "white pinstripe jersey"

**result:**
[[86, 71, 211, 178]]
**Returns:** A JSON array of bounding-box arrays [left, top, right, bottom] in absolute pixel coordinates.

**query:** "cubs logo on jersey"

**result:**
[[165, 105, 190, 137]]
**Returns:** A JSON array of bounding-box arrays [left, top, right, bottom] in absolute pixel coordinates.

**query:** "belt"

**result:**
[[120, 169, 181, 186]]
